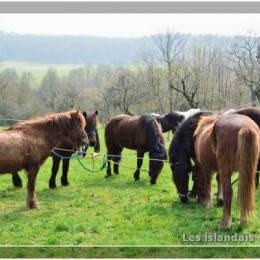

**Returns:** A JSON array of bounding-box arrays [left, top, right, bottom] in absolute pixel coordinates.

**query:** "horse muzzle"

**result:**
[[178, 192, 189, 203], [89, 140, 96, 147]]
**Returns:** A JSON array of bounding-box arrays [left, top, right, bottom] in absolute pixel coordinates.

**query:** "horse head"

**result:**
[[170, 150, 191, 203], [69, 110, 89, 148], [82, 111, 100, 152]]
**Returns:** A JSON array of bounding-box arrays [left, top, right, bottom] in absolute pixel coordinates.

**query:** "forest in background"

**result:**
[[0, 31, 260, 122]]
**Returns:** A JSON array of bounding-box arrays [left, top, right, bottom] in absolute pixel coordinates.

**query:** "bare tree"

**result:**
[[109, 68, 142, 115], [140, 51, 165, 113], [152, 30, 187, 111], [229, 34, 260, 106]]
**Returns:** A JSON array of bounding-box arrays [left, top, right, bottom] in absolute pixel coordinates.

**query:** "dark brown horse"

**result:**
[[105, 114, 167, 184], [194, 114, 259, 229], [0, 110, 88, 208], [11, 111, 99, 188]]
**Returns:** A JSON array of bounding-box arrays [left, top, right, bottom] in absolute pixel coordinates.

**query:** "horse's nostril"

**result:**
[[89, 141, 95, 146]]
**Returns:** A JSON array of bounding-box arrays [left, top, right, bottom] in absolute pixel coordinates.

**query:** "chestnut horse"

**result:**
[[11, 111, 100, 189], [105, 114, 167, 184], [0, 110, 88, 208], [194, 114, 259, 229], [213, 107, 260, 205]]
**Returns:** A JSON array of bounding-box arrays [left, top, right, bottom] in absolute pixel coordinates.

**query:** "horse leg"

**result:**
[[216, 174, 224, 206], [202, 173, 212, 209], [256, 171, 259, 188], [149, 160, 164, 185], [113, 146, 123, 175], [12, 172, 23, 188], [49, 155, 61, 189], [26, 167, 39, 209], [197, 165, 212, 208], [134, 151, 144, 181], [219, 172, 232, 230], [189, 164, 198, 198], [61, 158, 70, 186], [106, 155, 112, 177]]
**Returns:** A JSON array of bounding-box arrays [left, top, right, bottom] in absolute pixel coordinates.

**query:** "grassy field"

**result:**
[[0, 61, 83, 86], [0, 128, 260, 257]]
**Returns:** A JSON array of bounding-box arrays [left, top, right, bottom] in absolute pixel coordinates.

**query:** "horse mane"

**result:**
[[176, 108, 201, 120], [9, 110, 85, 132], [164, 112, 184, 122], [194, 116, 218, 137], [169, 111, 212, 164], [140, 114, 167, 160]]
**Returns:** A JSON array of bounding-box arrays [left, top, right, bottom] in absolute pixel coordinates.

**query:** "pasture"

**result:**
[[0, 127, 260, 257]]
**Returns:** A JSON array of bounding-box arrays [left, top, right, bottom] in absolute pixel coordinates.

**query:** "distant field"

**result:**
[[0, 61, 143, 89], [0, 61, 84, 86], [0, 127, 260, 257]]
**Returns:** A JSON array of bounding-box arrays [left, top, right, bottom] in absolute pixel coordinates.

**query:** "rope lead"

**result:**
[[76, 154, 107, 173]]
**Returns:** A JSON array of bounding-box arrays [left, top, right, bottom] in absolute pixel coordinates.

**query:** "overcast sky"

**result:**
[[0, 14, 260, 37]]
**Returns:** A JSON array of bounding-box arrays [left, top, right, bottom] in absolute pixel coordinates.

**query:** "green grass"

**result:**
[[0, 128, 260, 257]]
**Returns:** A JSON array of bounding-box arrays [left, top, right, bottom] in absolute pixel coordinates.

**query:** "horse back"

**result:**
[[235, 107, 260, 128], [105, 115, 146, 150]]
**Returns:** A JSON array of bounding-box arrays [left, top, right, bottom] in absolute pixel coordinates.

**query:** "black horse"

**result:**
[[11, 111, 100, 188], [151, 109, 201, 133], [169, 111, 212, 203], [151, 112, 184, 133]]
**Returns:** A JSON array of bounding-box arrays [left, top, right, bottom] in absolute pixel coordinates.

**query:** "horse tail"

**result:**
[[142, 115, 167, 160], [237, 126, 259, 224], [194, 116, 218, 138]]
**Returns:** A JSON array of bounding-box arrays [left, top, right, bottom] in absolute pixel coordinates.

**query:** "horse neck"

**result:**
[[175, 123, 198, 159], [23, 122, 74, 149], [28, 127, 63, 149]]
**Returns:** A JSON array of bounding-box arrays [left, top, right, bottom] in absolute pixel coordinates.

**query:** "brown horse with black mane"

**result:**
[[194, 114, 259, 229], [105, 114, 167, 184], [0, 110, 88, 208]]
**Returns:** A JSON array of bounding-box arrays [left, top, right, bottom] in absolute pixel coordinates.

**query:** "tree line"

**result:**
[[0, 31, 260, 123]]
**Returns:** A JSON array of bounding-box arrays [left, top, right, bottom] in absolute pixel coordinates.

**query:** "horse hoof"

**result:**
[[28, 201, 38, 209], [216, 198, 224, 207], [61, 181, 69, 186], [188, 191, 196, 198], [202, 200, 212, 209], [105, 175, 112, 178], [114, 172, 119, 175], [219, 218, 231, 230], [49, 182, 57, 189], [150, 180, 156, 185], [134, 177, 140, 181], [13, 183, 23, 188]]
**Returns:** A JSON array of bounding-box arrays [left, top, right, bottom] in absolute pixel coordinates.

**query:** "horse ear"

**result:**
[[95, 110, 98, 116], [72, 110, 80, 120], [83, 111, 87, 118]]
